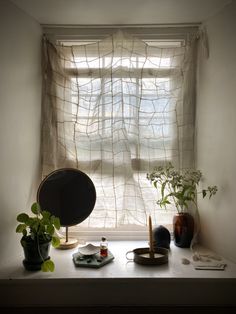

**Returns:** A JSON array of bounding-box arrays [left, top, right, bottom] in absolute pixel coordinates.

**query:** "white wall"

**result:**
[[196, 1, 236, 262], [0, 0, 42, 263]]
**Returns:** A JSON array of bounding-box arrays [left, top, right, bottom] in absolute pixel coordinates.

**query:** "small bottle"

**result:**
[[100, 236, 108, 257]]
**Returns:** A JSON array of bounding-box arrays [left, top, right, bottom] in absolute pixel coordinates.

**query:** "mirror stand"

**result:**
[[58, 226, 79, 250]]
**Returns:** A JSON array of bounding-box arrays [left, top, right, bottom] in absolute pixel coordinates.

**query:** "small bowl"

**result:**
[[78, 243, 100, 256]]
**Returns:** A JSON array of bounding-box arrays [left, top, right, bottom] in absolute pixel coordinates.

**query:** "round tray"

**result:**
[[126, 247, 169, 265]]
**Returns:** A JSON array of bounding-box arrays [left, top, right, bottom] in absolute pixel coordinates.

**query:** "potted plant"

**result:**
[[147, 162, 217, 248], [16, 202, 61, 271]]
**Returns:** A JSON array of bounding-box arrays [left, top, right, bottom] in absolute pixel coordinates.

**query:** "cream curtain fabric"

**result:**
[[42, 30, 198, 228]]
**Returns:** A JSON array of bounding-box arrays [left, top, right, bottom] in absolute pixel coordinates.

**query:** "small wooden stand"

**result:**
[[57, 226, 78, 250]]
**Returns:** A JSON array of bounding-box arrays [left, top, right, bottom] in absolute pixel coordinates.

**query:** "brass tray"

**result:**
[[126, 247, 169, 265]]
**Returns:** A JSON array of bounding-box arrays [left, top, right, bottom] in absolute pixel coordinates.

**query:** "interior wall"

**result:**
[[196, 1, 236, 262], [0, 0, 42, 263]]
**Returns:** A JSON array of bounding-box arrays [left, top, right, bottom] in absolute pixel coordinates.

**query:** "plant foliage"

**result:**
[[147, 162, 217, 213], [16, 202, 61, 272]]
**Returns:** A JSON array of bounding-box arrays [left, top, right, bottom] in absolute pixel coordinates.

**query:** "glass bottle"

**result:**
[[100, 236, 108, 257]]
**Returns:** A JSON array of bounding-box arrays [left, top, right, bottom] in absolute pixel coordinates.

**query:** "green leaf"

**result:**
[[159, 195, 171, 209], [158, 202, 164, 208], [46, 224, 54, 235], [31, 220, 39, 233], [27, 217, 35, 226], [17, 213, 29, 223], [41, 259, 55, 272], [16, 224, 26, 233], [52, 236, 60, 248], [52, 217, 60, 230], [173, 193, 182, 200], [161, 182, 166, 198], [161, 199, 171, 206], [42, 210, 51, 220], [37, 224, 45, 236], [31, 202, 41, 215]]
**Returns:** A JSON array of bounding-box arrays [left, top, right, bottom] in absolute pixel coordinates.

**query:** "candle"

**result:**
[[148, 215, 154, 258]]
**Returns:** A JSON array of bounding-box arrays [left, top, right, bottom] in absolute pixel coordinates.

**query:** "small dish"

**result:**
[[78, 243, 100, 256]]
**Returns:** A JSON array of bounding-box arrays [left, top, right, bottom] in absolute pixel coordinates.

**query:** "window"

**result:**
[[42, 29, 196, 238]]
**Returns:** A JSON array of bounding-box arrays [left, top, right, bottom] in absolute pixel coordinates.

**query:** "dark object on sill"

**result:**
[[173, 213, 194, 248], [153, 225, 171, 250], [21, 236, 51, 271], [37, 168, 96, 249], [126, 247, 169, 265]]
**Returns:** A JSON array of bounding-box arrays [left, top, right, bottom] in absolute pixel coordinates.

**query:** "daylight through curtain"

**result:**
[[42, 30, 197, 228]]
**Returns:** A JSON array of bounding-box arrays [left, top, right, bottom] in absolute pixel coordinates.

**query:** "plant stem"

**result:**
[[36, 234, 45, 264]]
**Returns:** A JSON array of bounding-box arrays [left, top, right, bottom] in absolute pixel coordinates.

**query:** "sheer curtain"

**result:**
[[42, 30, 197, 229]]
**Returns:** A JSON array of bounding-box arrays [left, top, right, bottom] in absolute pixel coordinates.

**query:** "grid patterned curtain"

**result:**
[[42, 30, 197, 228]]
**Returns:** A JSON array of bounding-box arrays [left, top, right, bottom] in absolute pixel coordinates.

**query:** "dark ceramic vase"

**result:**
[[21, 236, 51, 270], [153, 225, 171, 249], [173, 213, 194, 248]]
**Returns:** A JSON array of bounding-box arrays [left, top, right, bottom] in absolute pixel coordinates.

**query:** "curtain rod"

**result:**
[[42, 23, 201, 29], [43, 24, 200, 42]]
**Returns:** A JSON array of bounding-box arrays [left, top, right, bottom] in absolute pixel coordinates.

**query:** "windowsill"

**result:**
[[1, 241, 236, 306], [1, 240, 236, 280]]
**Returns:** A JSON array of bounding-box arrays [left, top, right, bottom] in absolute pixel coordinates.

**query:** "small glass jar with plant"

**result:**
[[147, 162, 217, 247], [16, 202, 61, 271]]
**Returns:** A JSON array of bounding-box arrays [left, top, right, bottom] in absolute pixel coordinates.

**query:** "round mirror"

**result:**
[[37, 168, 96, 227]]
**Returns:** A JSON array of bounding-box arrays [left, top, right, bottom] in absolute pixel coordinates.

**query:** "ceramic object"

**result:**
[[173, 213, 194, 248], [78, 243, 100, 256], [153, 225, 171, 249], [21, 236, 51, 271]]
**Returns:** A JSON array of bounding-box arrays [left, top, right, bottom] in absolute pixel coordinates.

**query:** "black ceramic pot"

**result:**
[[21, 236, 51, 270], [173, 213, 194, 248]]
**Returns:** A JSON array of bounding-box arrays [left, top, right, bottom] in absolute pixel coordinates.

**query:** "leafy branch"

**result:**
[[147, 162, 217, 213]]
